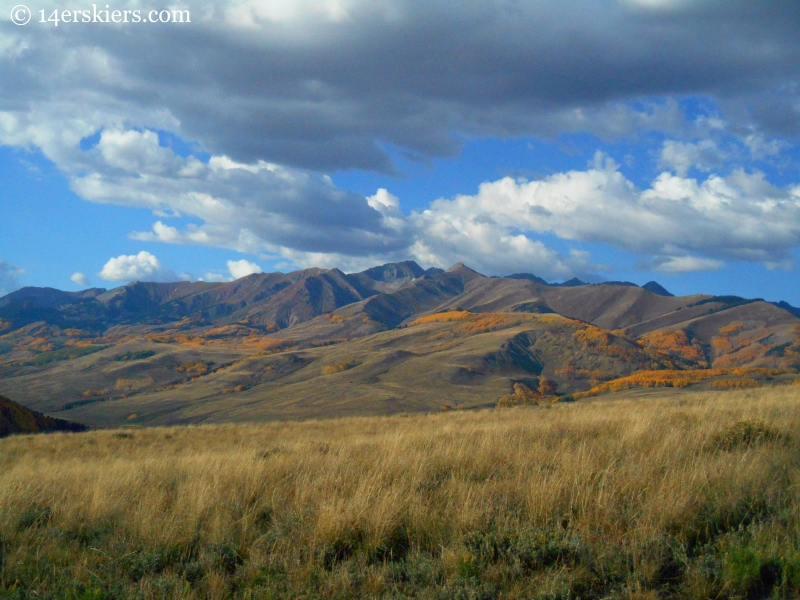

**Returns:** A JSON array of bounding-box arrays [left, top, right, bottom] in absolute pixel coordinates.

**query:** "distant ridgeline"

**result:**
[[0, 394, 87, 437], [0, 260, 798, 427]]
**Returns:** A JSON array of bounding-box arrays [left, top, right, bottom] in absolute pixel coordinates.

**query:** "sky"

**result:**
[[1, 0, 799, 304]]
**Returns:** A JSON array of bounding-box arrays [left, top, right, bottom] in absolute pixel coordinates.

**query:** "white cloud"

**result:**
[[77, 147, 409, 259], [0, 259, 25, 297], [97, 129, 181, 175], [227, 259, 263, 279], [743, 134, 788, 161], [659, 139, 725, 177], [1, 2, 799, 283], [70, 272, 90, 286], [200, 272, 229, 282], [5, 1, 799, 176], [67, 142, 800, 278], [405, 154, 800, 271], [98, 251, 178, 282], [408, 209, 591, 279], [651, 255, 724, 274]]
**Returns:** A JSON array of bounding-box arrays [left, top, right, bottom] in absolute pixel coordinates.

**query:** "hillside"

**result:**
[[0, 393, 86, 437], [0, 260, 798, 426], [1, 387, 798, 598]]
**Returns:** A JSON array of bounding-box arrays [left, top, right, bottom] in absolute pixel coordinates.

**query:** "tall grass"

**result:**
[[1, 387, 799, 598]]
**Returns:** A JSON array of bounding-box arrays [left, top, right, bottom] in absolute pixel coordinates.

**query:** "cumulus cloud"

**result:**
[[0, 259, 25, 297], [403, 153, 800, 272], [97, 129, 183, 175], [85, 149, 409, 257], [98, 251, 179, 283], [63, 140, 800, 278], [650, 256, 724, 274], [70, 272, 90, 286], [2, 2, 800, 280], [2, 1, 800, 175], [659, 139, 726, 176], [227, 259, 263, 279]]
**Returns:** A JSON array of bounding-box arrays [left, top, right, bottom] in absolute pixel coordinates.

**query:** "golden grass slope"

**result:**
[[2, 307, 798, 428], [1, 386, 799, 598], [0, 313, 679, 427]]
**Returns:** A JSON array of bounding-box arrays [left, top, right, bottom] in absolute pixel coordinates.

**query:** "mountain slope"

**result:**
[[0, 394, 87, 437], [1, 260, 798, 427]]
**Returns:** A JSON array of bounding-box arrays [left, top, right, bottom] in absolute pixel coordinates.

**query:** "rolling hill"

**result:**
[[0, 393, 87, 437], [0, 260, 798, 427]]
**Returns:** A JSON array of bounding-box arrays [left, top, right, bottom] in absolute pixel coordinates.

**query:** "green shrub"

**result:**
[[723, 537, 783, 598], [711, 419, 785, 451], [16, 506, 52, 530], [114, 350, 156, 362], [25, 345, 107, 366]]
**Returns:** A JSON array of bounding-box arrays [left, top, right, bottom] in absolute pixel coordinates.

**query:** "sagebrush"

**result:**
[[1, 386, 799, 598]]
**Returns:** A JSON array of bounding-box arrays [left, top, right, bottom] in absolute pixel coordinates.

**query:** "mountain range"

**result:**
[[1, 261, 798, 427]]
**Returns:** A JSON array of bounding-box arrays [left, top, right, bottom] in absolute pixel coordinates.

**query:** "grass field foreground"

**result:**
[[1, 387, 800, 598]]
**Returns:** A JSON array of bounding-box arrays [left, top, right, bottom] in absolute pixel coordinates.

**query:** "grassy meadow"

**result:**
[[1, 386, 800, 599]]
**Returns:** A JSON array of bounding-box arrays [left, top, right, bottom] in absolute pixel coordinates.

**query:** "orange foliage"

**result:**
[[176, 361, 213, 374], [496, 382, 539, 408], [321, 361, 359, 375], [573, 327, 611, 347], [412, 310, 471, 325], [204, 325, 257, 338], [62, 328, 89, 337], [147, 332, 204, 346], [411, 311, 525, 336], [713, 344, 766, 368], [497, 376, 557, 408], [538, 375, 557, 396], [254, 338, 296, 351], [554, 366, 574, 378], [573, 366, 792, 399], [731, 367, 784, 376], [711, 337, 733, 351], [459, 314, 516, 335], [82, 389, 109, 397], [639, 330, 705, 363], [64, 339, 97, 348], [22, 337, 55, 352], [572, 370, 726, 399], [718, 323, 745, 336], [535, 315, 565, 324], [709, 323, 783, 369], [324, 314, 346, 324], [0, 320, 10, 332], [146, 325, 297, 351], [223, 384, 248, 394]]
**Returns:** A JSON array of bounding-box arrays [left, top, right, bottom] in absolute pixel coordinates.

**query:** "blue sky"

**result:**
[[1, 0, 799, 305]]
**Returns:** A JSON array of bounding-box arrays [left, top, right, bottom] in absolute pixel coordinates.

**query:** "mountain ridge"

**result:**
[[1, 260, 798, 427]]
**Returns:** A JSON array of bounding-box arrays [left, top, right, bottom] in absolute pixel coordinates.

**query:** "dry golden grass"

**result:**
[[711, 378, 762, 390], [1, 387, 799, 598]]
